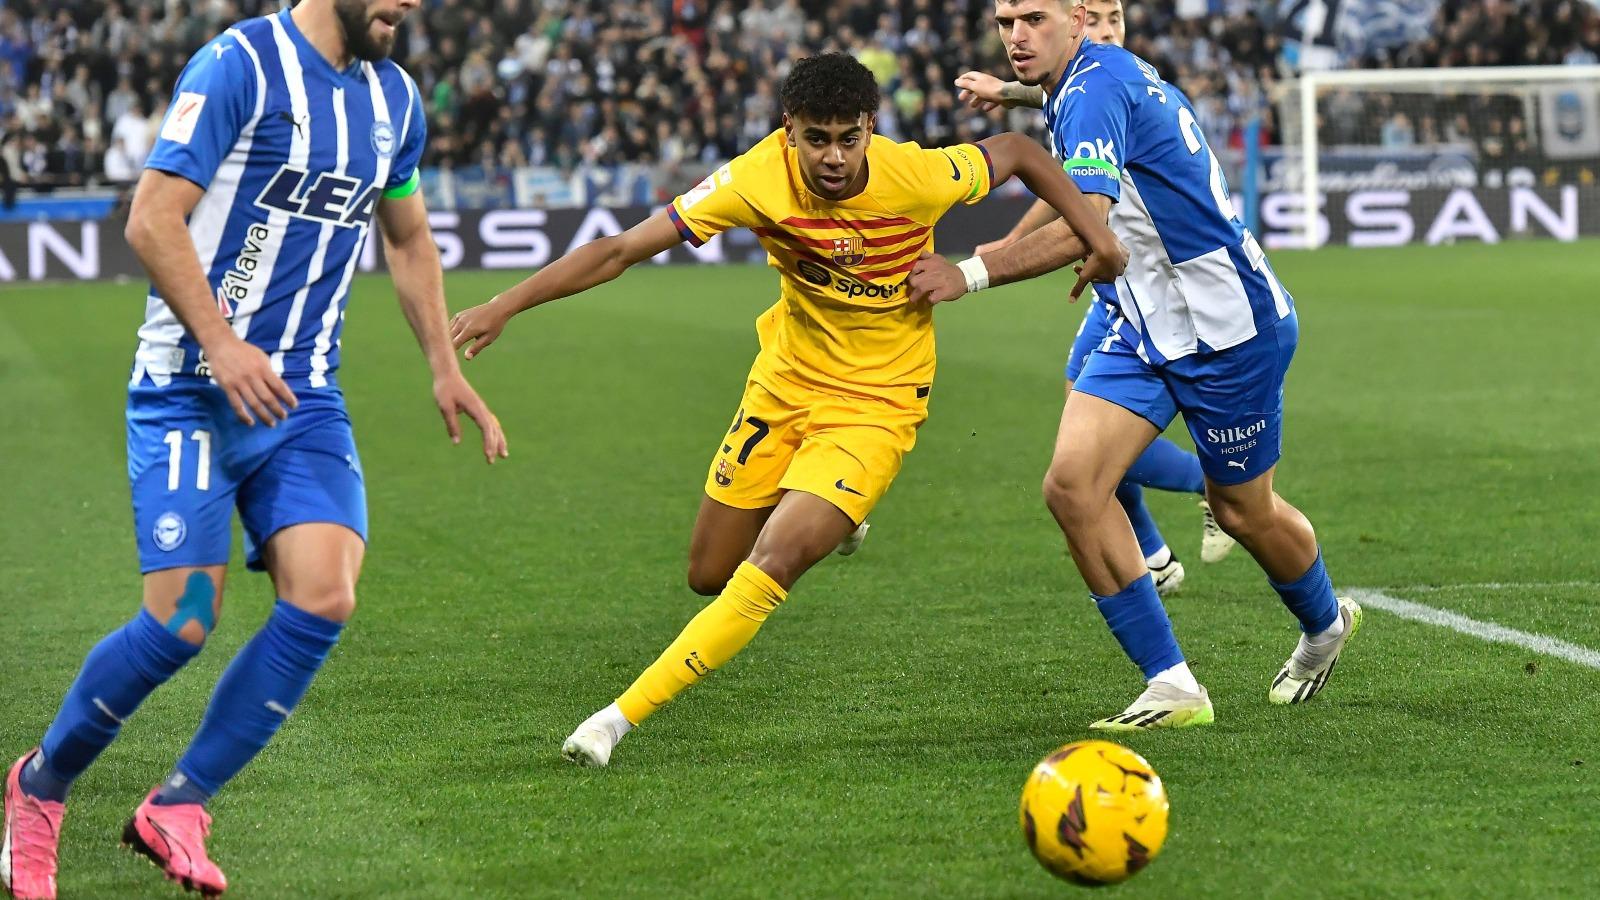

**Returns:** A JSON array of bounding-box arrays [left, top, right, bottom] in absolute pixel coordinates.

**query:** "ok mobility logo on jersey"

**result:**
[[1065, 139, 1120, 184], [256, 167, 382, 229]]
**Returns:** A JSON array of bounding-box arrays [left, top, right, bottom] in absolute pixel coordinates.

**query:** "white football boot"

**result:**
[[1150, 556, 1186, 597], [1269, 597, 1363, 705], [1198, 500, 1236, 564], [1089, 681, 1215, 732], [836, 521, 871, 557], [561, 704, 633, 767]]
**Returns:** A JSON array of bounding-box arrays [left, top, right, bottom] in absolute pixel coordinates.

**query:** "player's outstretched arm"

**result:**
[[908, 135, 1125, 307], [378, 190, 509, 464], [987, 207, 1113, 290], [980, 132, 1123, 277], [975, 197, 1060, 255], [954, 71, 1045, 113], [449, 210, 683, 360], [125, 170, 298, 427]]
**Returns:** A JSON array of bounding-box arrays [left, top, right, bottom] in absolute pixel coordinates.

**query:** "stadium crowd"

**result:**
[[1, 0, 1597, 201]]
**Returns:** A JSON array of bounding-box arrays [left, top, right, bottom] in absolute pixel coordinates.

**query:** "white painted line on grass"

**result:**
[[1398, 581, 1600, 594], [1348, 588, 1600, 671]]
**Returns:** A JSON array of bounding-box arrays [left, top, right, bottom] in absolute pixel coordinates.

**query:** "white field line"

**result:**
[[1396, 581, 1600, 594], [1348, 588, 1600, 671]]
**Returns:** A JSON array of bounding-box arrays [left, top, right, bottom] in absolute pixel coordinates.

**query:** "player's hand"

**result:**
[[205, 335, 298, 427], [433, 371, 509, 464], [955, 71, 1011, 113], [905, 251, 969, 307], [449, 296, 512, 360], [1069, 237, 1130, 301], [973, 234, 1019, 256]]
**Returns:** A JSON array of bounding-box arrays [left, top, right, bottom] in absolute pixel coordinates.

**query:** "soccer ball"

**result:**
[[1018, 740, 1169, 886]]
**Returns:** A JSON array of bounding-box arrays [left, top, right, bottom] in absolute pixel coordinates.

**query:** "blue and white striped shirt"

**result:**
[[132, 9, 426, 389], [1044, 43, 1292, 366]]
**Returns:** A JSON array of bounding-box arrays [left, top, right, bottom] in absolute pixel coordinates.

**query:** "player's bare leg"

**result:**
[[4, 565, 224, 900], [125, 526, 359, 896], [686, 496, 773, 596], [143, 567, 230, 645], [1063, 380, 1196, 594], [1043, 392, 1157, 596], [1203, 473, 1361, 704], [263, 524, 364, 623], [1044, 392, 1212, 730], [743, 492, 858, 589], [565, 491, 856, 766]]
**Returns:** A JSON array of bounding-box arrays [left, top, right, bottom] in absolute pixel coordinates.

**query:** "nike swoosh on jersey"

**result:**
[[835, 479, 866, 497], [947, 155, 961, 180]]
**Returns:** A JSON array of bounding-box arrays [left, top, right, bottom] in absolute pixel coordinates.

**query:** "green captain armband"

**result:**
[[383, 171, 420, 199], [1065, 156, 1119, 180]]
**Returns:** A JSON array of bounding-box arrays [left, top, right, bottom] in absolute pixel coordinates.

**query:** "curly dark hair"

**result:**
[[780, 53, 881, 123]]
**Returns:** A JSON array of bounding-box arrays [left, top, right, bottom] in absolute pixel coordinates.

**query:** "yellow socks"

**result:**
[[616, 561, 787, 724]]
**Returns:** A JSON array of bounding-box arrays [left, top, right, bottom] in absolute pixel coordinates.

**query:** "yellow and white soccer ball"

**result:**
[[1019, 740, 1169, 885]]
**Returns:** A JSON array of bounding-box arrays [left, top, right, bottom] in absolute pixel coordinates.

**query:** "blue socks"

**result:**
[[1091, 573, 1184, 679], [1271, 550, 1339, 633], [1114, 481, 1169, 560], [1126, 436, 1205, 495], [1113, 437, 1205, 562], [157, 600, 342, 804], [23, 610, 203, 802]]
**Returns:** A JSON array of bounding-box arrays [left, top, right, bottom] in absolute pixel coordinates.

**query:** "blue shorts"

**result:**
[[1064, 299, 1115, 383], [127, 379, 367, 573], [1073, 313, 1299, 486]]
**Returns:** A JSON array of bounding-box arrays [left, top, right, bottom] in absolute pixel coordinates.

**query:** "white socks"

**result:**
[[1306, 611, 1347, 647], [1150, 661, 1200, 693], [1145, 546, 1174, 569], [586, 703, 635, 743]]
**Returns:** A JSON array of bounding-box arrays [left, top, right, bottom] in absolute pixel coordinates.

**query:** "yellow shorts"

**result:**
[[703, 375, 928, 525]]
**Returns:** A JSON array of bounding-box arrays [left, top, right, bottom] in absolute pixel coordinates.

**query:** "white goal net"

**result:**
[[1273, 65, 1600, 248]]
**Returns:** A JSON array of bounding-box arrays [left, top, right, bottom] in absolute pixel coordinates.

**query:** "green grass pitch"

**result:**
[[2, 240, 1597, 897]]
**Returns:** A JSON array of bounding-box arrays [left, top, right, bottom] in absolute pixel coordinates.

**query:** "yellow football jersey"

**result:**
[[669, 129, 993, 404]]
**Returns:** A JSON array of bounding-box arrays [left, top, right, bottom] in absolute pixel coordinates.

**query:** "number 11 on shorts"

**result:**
[[163, 429, 212, 492]]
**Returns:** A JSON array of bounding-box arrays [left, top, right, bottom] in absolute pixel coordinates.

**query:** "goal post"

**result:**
[[1279, 65, 1600, 249]]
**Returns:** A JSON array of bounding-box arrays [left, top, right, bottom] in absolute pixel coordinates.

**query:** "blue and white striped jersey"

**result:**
[[132, 9, 425, 390], [1044, 43, 1292, 366]]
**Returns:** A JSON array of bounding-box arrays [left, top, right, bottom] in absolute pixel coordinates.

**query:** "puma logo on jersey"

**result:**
[[1227, 459, 1248, 470], [278, 110, 308, 139]]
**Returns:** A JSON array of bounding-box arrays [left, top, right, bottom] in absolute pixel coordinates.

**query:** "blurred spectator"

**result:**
[[1381, 113, 1416, 148], [111, 98, 152, 172], [0, 0, 1591, 199], [104, 135, 140, 184]]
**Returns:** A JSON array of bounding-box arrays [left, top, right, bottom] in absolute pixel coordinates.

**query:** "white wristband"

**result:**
[[957, 256, 990, 293]]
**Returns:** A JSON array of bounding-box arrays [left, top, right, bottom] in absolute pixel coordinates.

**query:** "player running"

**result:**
[[955, 0, 1235, 596], [2, 1, 505, 897], [906, 0, 1361, 730], [449, 53, 1127, 767]]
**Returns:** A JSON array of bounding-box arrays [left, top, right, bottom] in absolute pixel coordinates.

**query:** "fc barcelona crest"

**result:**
[[715, 459, 736, 487], [831, 236, 865, 267]]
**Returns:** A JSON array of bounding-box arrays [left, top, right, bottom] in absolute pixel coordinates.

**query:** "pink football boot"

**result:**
[[3, 750, 65, 900], [122, 790, 228, 897]]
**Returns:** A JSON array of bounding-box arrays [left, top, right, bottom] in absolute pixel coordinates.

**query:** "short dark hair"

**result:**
[[780, 53, 880, 123]]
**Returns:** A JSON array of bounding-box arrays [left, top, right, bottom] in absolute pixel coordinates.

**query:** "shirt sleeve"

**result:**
[[917, 143, 995, 220], [144, 36, 256, 191], [1054, 77, 1132, 202], [669, 159, 758, 246], [384, 73, 427, 198]]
